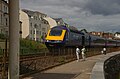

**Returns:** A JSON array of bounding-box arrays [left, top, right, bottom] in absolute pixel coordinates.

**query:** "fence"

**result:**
[[104, 54, 120, 79]]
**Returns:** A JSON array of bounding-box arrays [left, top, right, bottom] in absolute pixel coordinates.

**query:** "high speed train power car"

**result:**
[[45, 25, 120, 48]]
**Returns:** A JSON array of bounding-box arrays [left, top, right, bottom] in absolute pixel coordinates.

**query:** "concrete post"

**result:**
[[8, 0, 19, 79]]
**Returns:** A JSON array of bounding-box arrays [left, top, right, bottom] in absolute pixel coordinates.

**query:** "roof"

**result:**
[[115, 32, 120, 34], [53, 18, 63, 22], [80, 29, 88, 33], [22, 9, 47, 17], [69, 26, 78, 31], [22, 9, 35, 16]]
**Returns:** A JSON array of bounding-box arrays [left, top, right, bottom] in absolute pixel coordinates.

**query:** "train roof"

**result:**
[[68, 26, 78, 31], [51, 25, 76, 31], [51, 25, 84, 35]]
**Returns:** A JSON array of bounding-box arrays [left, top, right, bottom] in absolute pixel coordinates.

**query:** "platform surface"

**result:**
[[23, 51, 120, 79]]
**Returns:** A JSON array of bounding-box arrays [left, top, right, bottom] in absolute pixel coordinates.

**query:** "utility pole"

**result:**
[[8, 0, 19, 79]]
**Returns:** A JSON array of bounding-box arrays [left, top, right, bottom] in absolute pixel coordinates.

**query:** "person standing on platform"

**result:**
[[76, 47, 80, 62], [103, 47, 107, 55], [81, 46, 86, 61]]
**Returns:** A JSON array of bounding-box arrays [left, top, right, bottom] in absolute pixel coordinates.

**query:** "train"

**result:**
[[45, 25, 120, 48]]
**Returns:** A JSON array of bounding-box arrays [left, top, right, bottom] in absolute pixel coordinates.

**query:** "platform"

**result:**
[[23, 51, 120, 79]]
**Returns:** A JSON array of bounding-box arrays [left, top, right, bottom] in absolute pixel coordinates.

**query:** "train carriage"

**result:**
[[89, 34, 106, 47]]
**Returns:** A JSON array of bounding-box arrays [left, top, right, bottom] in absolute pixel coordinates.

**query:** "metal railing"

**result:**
[[104, 54, 120, 79], [91, 52, 120, 79]]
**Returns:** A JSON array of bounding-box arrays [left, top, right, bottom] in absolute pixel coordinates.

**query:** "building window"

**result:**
[[6, 7, 7, 12], [6, 31, 8, 35], [34, 16, 37, 20], [34, 24, 37, 28], [6, 18, 7, 26], [4, 6, 5, 12], [34, 16, 35, 20], [39, 31, 41, 35], [34, 30, 35, 34], [1, 14, 2, 24], [39, 24, 41, 28], [42, 28, 45, 31], [36, 31, 39, 34], [30, 30, 32, 34], [30, 23, 32, 27]]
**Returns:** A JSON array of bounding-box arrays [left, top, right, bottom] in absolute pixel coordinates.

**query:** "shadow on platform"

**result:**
[[23, 73, 76, 79]]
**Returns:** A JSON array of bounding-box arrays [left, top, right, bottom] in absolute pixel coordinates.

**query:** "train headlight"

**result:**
[[46, 40, 49, 42]]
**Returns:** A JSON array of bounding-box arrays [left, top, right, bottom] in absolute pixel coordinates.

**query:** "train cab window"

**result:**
[[49, 29, 62, 36]]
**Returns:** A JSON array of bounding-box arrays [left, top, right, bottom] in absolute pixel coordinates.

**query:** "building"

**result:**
[[89, 31, 114, 39], [89, 31, 103, 37], [44, 17, 57, 28], [114, 32, 120, 39], [53, 18, 65, 26], [20, 9, 50, 41], [0, 0, 9, 35], [102, 32, 114, 39]]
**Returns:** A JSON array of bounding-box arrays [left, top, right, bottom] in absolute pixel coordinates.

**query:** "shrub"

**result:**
[[20, 39, 48, 55]]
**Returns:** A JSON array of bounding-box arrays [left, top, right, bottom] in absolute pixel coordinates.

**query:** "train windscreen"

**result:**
[[49, 29, 62, 36]]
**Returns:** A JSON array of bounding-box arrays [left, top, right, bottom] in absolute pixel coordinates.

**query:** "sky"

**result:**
[[20, 0, 120, 33]]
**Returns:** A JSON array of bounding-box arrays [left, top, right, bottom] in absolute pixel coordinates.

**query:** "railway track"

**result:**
[[0, 53, 76, 75], [0, 53, 49, 62]]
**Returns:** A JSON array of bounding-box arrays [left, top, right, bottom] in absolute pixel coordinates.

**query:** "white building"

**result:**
[[114, 32, 120, 39], [44, 17, 57, 28], [0, 0, 9, 35], [20, 9, 50, 41]]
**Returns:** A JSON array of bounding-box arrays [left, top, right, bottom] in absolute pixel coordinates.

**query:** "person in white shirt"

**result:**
[[81, 46, 86, 61], [76, 47, 80, 62], [103, 47, 106, 55]]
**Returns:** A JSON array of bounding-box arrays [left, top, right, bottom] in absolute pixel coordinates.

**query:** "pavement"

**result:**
[[22, 52, 119, 79]]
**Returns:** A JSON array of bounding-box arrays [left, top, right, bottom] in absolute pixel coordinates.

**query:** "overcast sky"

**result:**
[[20, 0, 120, 32]]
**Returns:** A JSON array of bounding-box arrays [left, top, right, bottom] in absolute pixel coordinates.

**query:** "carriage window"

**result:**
[[82, 36, 85, 45], [66, 32, 69, 39]]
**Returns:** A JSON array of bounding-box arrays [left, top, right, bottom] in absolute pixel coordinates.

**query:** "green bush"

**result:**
[[20, 39, 48, 55], [0, 33, 7, 39]]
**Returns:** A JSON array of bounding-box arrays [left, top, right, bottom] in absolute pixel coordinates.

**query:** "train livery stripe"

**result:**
[[46, 30, 66, 41]]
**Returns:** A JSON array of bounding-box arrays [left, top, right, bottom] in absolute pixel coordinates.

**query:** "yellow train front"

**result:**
[[45, 25, 67, 47]]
